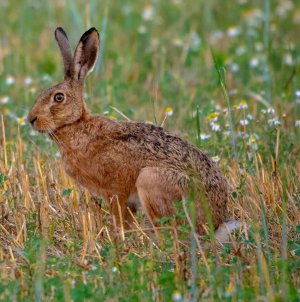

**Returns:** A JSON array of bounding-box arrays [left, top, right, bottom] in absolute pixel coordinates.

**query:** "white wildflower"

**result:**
[[268, 118, 281, 126], [283, 53, 293, 66], [24, 77, 33, 85], [205, 112, 219, 122], [142, 6, 155, 21], [16, 117, 26, 126], [200, 133, 211, 140], [172, 290, 182, 301], [248, 135, 259, 151], [227, 26, 240, 37], [230, 63, 239, 72], [210, 122, 220, 132], [295, 120, 300, 127], [224, 290, 232, 298], [30, 130, 37, 136], [237, 100, 248, 109], [248, 134, 257, 142], [240, 119, 249, 126], [224, 283, 233, 298], [0, 96, 10, 104], [212, 155, 220, 163], [112, 267, 118, 273], [250, 142, 258, 151], [249, 57, 259, 68], [165, 107, 173, 116], [6, 75, 15, 85], [267, 107, 275, 114]]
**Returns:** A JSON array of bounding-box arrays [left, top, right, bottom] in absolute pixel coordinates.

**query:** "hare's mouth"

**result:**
[[38, 129, 48, 134]]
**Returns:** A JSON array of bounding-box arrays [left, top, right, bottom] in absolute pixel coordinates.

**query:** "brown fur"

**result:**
[[28, 27, 230, 235]]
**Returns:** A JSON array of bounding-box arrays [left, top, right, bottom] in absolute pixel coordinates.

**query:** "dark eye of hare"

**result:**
[[54, 93, 65, 103]]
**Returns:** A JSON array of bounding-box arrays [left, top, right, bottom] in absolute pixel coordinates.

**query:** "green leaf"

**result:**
[[0, 173, 7, 188], [62, 189, 72, 196], [294, 248, 300, 256], [231, 191, 238, 201]]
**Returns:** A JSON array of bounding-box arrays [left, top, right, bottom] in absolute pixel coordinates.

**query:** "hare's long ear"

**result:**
[[54, 27, 73, 79], [72, 27, 99, 83]]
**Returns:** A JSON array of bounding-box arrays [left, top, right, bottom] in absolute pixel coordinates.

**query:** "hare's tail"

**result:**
[[215, 220, 244, 243]]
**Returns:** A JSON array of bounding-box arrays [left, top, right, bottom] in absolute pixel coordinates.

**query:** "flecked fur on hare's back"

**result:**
[[28, 27, 233, 240]]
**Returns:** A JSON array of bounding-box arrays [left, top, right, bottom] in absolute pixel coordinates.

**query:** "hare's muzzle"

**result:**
[[29, 116, 37, 126]]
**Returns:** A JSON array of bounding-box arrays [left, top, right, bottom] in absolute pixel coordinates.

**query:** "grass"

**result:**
[[0, 0, 300, 301]]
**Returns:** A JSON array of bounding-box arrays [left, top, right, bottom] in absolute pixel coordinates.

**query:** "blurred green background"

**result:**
[[0, 1, 300, 301], [1, 0, 300, 163]]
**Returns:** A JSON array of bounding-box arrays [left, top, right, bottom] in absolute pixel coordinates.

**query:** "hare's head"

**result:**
[[28, 27, 99, 133]]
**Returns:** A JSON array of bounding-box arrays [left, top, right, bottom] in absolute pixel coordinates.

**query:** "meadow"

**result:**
[[0, 0, 299, 301]]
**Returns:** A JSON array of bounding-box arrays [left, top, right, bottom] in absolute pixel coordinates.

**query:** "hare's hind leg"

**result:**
[[135, 167, 187, 234]]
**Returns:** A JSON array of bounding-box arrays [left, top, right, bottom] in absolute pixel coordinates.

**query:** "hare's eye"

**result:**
[[54, 93, 65, 103]]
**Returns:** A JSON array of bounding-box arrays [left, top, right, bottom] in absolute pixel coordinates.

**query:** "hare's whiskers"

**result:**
[[48, 128, 63, 151]]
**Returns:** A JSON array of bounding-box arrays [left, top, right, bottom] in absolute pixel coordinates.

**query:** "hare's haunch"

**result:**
[[28, 27, 234, 239]]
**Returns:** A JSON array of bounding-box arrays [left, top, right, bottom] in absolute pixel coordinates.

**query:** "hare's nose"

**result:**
[[30, 116, 37, 126]]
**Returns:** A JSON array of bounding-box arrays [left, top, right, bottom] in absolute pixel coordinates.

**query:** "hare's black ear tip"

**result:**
[[55, 27, 68, 40], [80, 27, 99, 42]]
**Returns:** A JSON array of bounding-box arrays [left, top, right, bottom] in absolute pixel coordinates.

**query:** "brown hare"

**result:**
[[28, 27, 239, 242]]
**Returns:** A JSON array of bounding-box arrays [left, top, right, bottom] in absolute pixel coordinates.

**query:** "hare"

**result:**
[[28, 27, 239, 242]]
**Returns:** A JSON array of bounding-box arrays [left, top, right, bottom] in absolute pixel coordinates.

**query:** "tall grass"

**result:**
[[0, 0, 299, 301]]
